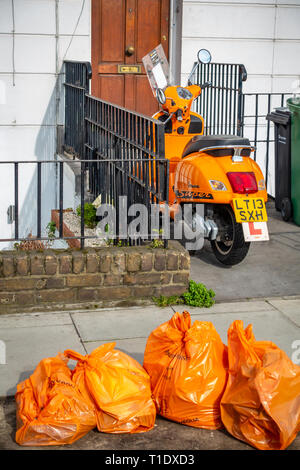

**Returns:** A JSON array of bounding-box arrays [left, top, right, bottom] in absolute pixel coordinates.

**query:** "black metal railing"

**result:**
[[64, 61, 92, 158], [0, 158, 169, 249], [62, 60, 168, 246], [84, 95, 166, 202], [190, 61, 292, 195], [190, 62, 247, 136], [0, 60, 169, 249], [241, 92, 292, 192]]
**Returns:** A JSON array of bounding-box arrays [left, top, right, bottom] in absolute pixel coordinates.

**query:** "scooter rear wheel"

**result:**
[[211, 205, 250, 266]]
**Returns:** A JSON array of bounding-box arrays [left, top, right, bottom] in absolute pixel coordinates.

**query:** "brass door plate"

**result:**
[[118, 65, 142, 74]]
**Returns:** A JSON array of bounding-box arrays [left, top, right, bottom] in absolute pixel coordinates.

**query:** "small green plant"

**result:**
[[150, 239, 165, 248], [153, 295, 185, 307], [150, 228, 165, 248], [182, 280, 215, 308], [45, 220, 56, 248], [46, 221, 56, 240], [116, 239, 129, 247], [105, 238, 129, 247], [153, 280, 215, 308], [76, 203, 97, 229]]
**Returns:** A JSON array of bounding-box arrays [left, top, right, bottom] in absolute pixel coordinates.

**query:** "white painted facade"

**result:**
[[0, 0, 91, 247], [0, 0, 299, 246], [182, 0, 300, 93], [181, 0, 300, 196]]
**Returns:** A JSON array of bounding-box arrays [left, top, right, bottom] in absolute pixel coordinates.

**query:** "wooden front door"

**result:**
[[91, 0, 170, 116]]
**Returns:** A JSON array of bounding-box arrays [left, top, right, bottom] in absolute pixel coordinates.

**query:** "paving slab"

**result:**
[[71, 306, 175, 342], [0, 312, 72, 329], [267, 299, 300, 327], [1, 397, 299, 450], [176, 300, 276, 315], [77, 302, 300, 363], [176, 308, 300, 358], [71, 302, 275, 343], [84, 337, 148, 365], [0, 324, 85, 397], [190, 200, 300, 302]]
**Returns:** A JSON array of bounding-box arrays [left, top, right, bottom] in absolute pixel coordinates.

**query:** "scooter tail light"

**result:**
[[226, 172, 258, 194]]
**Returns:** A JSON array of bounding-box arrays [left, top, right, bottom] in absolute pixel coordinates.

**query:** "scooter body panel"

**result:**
[[172, 152, 268, 206]]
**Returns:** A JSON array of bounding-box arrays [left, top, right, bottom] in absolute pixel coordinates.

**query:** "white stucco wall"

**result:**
[[182, 0, 300, 92], [0, 0, 91, 247], [1, 0, 299, 244], [182, 0, 300, 196]]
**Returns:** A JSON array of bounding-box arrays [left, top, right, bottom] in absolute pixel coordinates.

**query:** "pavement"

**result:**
[[0, 297, 300, 450], [0, 199, 300, 450], [190, 200, 300, 300]]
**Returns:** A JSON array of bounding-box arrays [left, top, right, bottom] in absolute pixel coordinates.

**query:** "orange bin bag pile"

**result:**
[[15, 355, 96, 446], [65, 343, 156, 434], [143, 311, 228, 429], [221, 320, 300, 450]]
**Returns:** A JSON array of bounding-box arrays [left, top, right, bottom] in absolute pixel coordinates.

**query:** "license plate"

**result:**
[[233, 198, 268, 223], [242, 222, 269, 241]]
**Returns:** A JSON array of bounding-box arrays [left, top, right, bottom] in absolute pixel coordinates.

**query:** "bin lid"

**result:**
[[266, 108, 291, 125], [287, 97, 300, 113]]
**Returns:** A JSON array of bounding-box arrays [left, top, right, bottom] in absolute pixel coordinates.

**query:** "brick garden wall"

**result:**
[[0, 241, 190, 313]]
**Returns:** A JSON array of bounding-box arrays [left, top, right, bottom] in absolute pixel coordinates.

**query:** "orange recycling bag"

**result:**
[[65, 343, 156, 434], [15, 355, 96, 446], [143, 311, 228, 429], [220, 320, 300, 450]]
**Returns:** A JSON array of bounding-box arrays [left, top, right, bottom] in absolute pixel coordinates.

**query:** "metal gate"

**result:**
[[190, 61, 292, 196], [190, 61, 247, 136]]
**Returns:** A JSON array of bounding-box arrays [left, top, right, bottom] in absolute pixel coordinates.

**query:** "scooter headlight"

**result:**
[[209, 180, 227, 191]]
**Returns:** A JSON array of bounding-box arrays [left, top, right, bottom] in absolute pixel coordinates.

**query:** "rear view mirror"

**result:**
[[197, 49, 212, 65], [156, 88, 166, 105]]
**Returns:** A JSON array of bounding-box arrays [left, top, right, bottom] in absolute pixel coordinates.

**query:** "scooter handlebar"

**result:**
[[200, 81, 212, 89]]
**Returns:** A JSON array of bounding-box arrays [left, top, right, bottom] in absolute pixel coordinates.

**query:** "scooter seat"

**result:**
[[182, 134, 251, 158]]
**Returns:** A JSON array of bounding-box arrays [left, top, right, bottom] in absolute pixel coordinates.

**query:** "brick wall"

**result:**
[[0, 241, 190, 313]]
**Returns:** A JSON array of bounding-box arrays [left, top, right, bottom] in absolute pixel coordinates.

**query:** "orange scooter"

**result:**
[[143, 46, 268, 265]]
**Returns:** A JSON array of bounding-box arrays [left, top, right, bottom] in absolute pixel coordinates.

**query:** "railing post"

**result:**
[[265, 94, 271, 191], [37, 162, 42, 238], [14, 162, 19, 240], [59, 161, 64, 238], [237, 64, 247, 136], [80, 160, 85, 249], [164, 159, 169, 249]]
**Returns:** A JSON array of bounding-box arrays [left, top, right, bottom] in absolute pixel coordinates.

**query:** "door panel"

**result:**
[[136, 0, 161, 63], [92, 0, 170, 115], [100, 0, 125, 62], [99, 75, 124, 104], [135, 75, 156, 116]]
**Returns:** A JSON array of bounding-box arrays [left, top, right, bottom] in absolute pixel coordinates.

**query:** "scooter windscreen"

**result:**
[[142, 44, 172, 97]]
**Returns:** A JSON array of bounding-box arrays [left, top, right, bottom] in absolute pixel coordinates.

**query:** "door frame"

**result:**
[[169, 0, 183, 85], [91, 0, 183, 89]]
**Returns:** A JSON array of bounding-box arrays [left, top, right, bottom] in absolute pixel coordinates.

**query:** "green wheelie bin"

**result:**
[[287, 97, 300, 226]]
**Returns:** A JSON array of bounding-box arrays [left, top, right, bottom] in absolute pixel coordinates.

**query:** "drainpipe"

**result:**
[[169, 0, 183, 85], [271, 0, 278, 95], [54, 0, 60, 209]]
